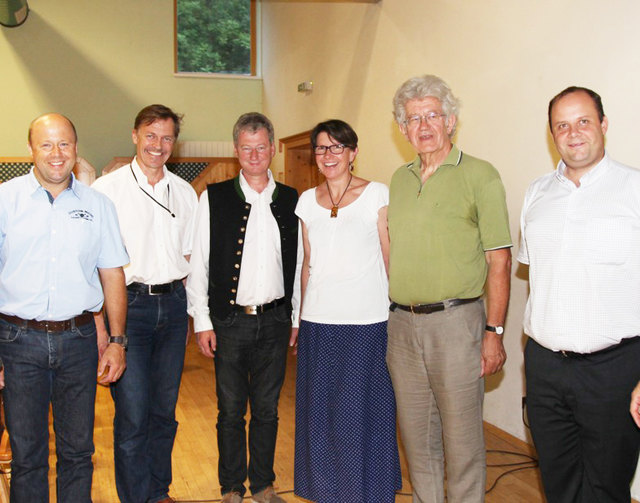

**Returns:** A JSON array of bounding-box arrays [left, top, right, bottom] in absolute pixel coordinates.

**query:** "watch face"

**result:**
[[496, 326, 504, 335]]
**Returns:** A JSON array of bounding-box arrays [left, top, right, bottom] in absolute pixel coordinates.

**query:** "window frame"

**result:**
[[173, 0, 258, 78]]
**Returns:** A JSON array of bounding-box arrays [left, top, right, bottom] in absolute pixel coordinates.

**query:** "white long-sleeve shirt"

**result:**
[[187, 170, 287, 333], [92, 158, 197, 285]]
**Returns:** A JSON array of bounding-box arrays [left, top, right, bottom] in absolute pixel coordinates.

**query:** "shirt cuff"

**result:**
[[193, 314, 214, 333]]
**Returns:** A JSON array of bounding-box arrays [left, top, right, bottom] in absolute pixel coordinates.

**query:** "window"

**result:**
[[174, 0, 257, 76]]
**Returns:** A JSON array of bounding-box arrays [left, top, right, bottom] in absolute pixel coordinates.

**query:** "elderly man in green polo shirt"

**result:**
[[386, 75, 512, 503]]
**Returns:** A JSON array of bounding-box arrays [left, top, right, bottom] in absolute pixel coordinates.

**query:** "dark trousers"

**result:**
[[525, 337, 640, 503], [0, 318, 98, 503], [111, 284, 188, 503], [212, 304, 290, 496]]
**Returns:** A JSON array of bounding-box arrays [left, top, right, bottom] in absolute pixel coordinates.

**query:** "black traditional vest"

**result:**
[[207, 176, 298, 319]]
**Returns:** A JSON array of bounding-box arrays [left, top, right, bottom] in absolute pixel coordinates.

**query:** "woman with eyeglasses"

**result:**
[[290, 119, 401, 502]]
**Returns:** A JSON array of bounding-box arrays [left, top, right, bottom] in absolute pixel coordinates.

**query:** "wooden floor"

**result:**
[[12, 341, 547, 502]]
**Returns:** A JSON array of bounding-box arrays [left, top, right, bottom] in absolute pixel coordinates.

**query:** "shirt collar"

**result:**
[[555, 151, 610, 187], [131, 156, 169, 189], [407, 144, 463, 175], [27, 168, 80, 200], [239, 169, 276, 202]]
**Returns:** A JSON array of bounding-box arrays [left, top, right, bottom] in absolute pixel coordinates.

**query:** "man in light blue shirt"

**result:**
[[0, 113, 129, 503]]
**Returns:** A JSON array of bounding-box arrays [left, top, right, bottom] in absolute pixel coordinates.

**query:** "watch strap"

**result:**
[[108, 335, 128, 348], [485, 325, 504, 335]]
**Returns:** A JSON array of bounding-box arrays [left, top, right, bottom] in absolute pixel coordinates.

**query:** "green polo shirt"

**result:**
[[388, 145, 511, 305]]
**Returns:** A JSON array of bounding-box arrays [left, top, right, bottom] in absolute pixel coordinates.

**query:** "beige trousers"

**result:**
[[386, 300, 486, 503]]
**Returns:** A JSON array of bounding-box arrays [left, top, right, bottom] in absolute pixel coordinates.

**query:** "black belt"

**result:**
[[234, 298, 285, 315], [390, 296, 481, 315], [0, 312, 94, 332], [559, 335, 640, 359], [127, 280, 182, 296]]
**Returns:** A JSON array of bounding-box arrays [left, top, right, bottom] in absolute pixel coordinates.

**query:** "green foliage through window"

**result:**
[[176, 0, 253, 75]]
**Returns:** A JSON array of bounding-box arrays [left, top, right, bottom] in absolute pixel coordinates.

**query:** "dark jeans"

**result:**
[[111, 284, 188, 503], [0, 317, 98, 503], [213, 304, 290, 496], [525, 337, 640, 503]]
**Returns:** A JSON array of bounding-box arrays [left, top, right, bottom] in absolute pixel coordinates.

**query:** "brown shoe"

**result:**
[[221, 491, 243, 503], [155, 498, 175, 503], [251, 486, 285, 503]]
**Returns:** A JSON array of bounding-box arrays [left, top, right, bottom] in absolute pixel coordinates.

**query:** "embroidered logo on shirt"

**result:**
[[69, 209, 94, 221]]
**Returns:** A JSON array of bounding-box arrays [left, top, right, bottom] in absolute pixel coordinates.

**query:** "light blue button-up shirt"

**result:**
[[0, 171, 129, 321]]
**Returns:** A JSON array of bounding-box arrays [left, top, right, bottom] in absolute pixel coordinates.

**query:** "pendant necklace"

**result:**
[[327, 173, 352, 218]]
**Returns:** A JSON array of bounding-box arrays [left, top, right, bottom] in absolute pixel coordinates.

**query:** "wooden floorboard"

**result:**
[[0, 340, 565, 501]]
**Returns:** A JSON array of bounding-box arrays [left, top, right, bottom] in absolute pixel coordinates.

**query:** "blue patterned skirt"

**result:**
[[294, 320, 402, 503]]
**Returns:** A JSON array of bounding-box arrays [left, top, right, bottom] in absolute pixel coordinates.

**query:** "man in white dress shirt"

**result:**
[[187, 112, 298, 503], [519, 86, 640, 502], [92, 104, 198, 503]]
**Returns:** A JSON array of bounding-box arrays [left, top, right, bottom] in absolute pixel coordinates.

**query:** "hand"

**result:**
[[97, 343, 126, 384], [630, 381, 640, 428], [0, 368, 4, 390], [74, 156, 97, 185], [480, 331, 506, 377], [196, 330, 216, 358], [289, 327, 299, 356]]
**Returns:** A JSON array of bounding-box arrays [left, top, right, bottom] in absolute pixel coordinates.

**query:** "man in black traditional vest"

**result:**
[[187, 112, 298, 503]]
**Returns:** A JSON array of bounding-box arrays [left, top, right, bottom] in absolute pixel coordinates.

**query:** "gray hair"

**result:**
[[233, 112, 275, 145], [392, 75, 460, 136]]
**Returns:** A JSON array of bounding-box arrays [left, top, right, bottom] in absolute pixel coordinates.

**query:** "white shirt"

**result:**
[[92, 157, 198, 285], [186, 170, 286, 333], [295, 181, 389, 325], [518, 153, 640, 353]]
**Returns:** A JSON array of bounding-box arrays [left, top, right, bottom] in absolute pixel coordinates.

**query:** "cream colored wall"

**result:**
[[0, 0, 261, 171], [262, 0, 640, 496]]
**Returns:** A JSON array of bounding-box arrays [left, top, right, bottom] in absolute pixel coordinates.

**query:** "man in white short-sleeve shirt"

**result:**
[[0, 113, 128, 502], [519, 86, 640, 503]]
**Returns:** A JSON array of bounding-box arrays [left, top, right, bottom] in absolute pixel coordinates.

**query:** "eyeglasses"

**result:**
[[404, 112, 446, 127], [313, 144, 350, 155], [240, 145, 269, 155]]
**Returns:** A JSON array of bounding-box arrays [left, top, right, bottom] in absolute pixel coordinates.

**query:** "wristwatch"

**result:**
[[108, 334, 128, 349], [485, 325, 504, 336]]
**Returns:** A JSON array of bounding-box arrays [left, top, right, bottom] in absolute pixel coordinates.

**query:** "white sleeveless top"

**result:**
[[296, 181, 390, 325]]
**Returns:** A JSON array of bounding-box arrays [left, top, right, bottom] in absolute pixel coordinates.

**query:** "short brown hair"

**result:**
[[548, 86, 605, 131], [310, 119, 358, 149], [134, 104, 183, 138]]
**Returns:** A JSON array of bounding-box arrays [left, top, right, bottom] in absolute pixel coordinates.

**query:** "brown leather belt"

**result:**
[[233, 298, 285, 315], [0, 312, 94, 332], [390, 296, 481, 315]]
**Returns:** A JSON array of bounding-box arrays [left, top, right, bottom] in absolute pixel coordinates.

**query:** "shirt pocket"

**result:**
[[582, 217, 633, 265]]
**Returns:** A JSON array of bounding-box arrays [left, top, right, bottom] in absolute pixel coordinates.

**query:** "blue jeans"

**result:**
[[212, 304, 290, 496], [111, 284, 188, 503], [0, 317, 98, 503]]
